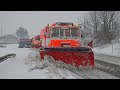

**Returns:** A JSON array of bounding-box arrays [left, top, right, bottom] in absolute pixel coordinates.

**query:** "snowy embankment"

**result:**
[[0, 44, 77, 79], [0, 44, 118, 79], [93, 43, 120, 57], [0, 44, 19, 57]]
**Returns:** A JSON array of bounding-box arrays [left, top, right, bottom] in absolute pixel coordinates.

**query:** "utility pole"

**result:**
[[111, 40, 114, 55], [1, 27, 2, 37], [0, 27, 2, 45], [3, 27, 5, 36]]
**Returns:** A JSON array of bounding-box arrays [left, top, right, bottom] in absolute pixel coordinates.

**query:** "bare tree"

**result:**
[[16, 27, 29, 39], [97, 11, 120, 43], [78, 11, 120, 46], [78, 11, 100, 37]]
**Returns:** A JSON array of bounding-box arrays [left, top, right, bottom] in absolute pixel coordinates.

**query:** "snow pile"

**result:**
[[0, 44, 119, 79], [0, 44, 19, 57], [24, 50, 77, 79], [0, 44, 77, 79], [93, 43, 120, 57]]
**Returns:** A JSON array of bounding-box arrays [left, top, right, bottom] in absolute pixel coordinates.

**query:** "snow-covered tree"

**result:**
[[78, 11, 120, 46], [16, 27, 29, 39]]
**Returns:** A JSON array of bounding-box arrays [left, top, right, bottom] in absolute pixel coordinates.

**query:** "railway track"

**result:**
[[95, 60, 120, 78], [66, 59, 120, 79], [0, 51, 119, 79], [40, 54, 120, 79]]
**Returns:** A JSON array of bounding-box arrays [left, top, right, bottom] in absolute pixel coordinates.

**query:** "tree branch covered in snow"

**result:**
[[78, 11, 120, 46]]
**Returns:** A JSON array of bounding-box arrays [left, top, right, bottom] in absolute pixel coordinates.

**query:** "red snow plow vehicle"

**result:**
[[39, 22, 94, 67], [31, 35, 41, 48]]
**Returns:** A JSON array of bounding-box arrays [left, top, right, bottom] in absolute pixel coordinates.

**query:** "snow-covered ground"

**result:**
[[0, 44, 19, 57], [0, 44, 78, 79], [0, 44, 118, 79], [93, 43, 120, 57]]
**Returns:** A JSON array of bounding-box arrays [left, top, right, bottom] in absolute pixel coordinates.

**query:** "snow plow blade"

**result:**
[[40, 47, 94, 67]]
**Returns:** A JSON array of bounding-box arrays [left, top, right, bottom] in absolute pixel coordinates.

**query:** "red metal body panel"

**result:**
[[48, 39, 81, 47], [40, 26, 81, 47], [40, 29, 47, 46], [40, 50, 94, 67]]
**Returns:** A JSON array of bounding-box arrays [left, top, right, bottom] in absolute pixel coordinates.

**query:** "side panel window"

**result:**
[[65, 28, 70, 37], [60, 28, 64, 37], [71, 28, 80, 37], [51, 27, 59, 37]]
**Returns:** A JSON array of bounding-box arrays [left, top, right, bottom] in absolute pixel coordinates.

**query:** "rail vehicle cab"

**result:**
[[40, 22, 82, 47]]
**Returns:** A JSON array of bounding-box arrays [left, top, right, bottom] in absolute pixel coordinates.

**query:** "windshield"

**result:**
[[51, 27, 80, 38], [51, 27, 59, 37], [60, 27, 70, 37]]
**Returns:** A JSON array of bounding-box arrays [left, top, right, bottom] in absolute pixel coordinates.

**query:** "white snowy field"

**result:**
[[0, 44, 19, 57], [93, 43, 120, 57], [0, 44, 118, 79], [0, 44, 78, 79]]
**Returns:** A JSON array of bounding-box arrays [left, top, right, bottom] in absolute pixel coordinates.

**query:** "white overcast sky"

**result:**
[[0, 11, 88, 37]]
